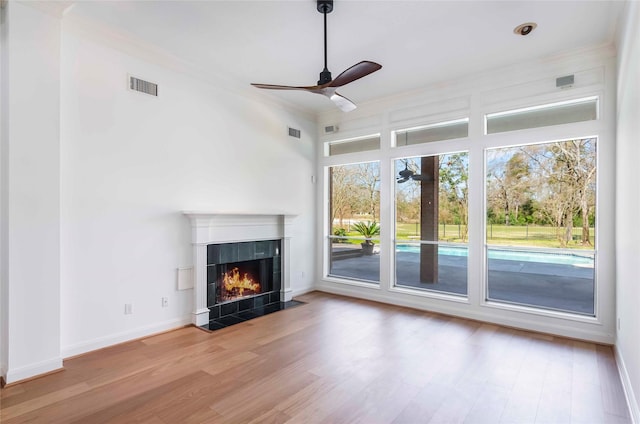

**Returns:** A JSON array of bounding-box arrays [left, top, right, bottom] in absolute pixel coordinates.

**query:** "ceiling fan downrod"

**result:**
[[317, 0, 334, 85]]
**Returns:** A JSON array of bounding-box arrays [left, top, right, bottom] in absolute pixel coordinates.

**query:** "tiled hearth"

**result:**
[[205, 299, 304, 331]]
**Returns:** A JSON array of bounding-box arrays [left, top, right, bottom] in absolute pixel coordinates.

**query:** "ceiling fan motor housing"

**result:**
[[317, 0, 333, 14]]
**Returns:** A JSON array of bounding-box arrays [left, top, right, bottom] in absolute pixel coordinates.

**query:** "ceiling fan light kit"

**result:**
[[251, 0, 382, 112]]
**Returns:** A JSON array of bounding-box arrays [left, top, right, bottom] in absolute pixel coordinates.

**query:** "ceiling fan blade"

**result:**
[[251, 83, 320, 91], [329, 92, 357, 112], [397, 177, 410, 184], [329, 61, 382, 88]]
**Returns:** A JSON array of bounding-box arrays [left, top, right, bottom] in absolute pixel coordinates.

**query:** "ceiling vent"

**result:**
[[288, 127, 301, 139], [129, 75, 158, 97]]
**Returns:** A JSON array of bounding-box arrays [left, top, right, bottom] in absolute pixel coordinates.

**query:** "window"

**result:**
[[485, 138, 597, 315], [328, 161, 381, 283], [394, 118, 468, 147], [395, 152, 469, 296], [327, 135, 380, 156], [485, 97, 598, 134]]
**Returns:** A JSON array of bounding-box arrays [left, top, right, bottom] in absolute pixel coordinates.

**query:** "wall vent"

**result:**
[[288, 127, 301, 139], [324, 125, 339, 134], [556, 75, 574, 89], [129, 75, 158, 96]]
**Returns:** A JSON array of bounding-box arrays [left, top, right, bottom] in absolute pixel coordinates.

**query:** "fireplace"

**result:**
[[183, 212, 295, 327], [206, 239, 282, 321]]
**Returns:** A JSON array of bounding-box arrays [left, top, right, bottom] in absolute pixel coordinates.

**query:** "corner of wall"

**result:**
[[0, 0, 9, 386], [615, 345, 640, 423], [615, 1, 640, 421]]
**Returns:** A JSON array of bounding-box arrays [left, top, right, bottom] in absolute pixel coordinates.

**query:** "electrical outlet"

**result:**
[[124, 303, 133, 315], [162, 297, 169, 308]]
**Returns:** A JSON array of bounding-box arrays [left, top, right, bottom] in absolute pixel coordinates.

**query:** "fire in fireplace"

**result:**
[[215, 258, 273, 304], [220, 266, 260, 301]]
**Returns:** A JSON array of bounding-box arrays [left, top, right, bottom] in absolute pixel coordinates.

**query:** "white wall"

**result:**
[[615, 1, 640, 421], [0, 2, 316, 382], [1, 1, 62, 383], [58, 25, 317, 357]]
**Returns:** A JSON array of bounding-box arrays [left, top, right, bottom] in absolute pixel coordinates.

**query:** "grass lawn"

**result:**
[[333, 222, 595, 250]]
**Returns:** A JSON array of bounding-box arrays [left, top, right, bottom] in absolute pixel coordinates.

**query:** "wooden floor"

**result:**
[[0, 292, 631, 423]]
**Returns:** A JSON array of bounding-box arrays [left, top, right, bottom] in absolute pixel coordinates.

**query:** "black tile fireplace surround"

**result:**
[[205, 239, 284, 330]]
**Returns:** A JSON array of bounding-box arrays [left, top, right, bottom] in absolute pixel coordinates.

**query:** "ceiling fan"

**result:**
[[251, 0, 382, 112]]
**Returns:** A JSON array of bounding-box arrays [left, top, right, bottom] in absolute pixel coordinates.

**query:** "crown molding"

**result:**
[[18, 0, 74, 18]]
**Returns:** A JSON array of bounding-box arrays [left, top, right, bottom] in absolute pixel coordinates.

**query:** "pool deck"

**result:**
[[329, 247, 595, 315]]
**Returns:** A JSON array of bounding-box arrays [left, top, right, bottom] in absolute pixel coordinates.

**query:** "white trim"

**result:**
[[61, 316, 191, 359], [4, 357, 63, 385], [615, 345, 640, 423], [315, 283, 614, 344], [292, 285, 315, 298], [192, 308, 210, 327]]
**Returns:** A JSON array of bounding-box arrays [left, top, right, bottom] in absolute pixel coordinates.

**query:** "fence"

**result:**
[[337, 220, 595, 244], [486, 224, 595, 242], [397, 222, 595, 244]]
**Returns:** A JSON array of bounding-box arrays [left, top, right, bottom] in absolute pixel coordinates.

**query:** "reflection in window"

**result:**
[[328, 162, 380, 283], [485, 138, 597, 315], [394, 153, 469, 296]]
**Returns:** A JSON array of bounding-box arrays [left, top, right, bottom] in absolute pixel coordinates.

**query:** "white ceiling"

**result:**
[[59, 0, 623, 115]]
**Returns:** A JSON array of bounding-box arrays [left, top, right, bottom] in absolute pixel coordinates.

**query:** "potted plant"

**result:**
[[352, 221, 380, 255]]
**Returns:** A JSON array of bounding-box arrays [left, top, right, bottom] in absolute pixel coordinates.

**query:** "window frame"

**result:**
[[482, 136, 598, 317], [317, 82, 613, 338], [391, 151, 471, 299], [324, 159, 382, 286]]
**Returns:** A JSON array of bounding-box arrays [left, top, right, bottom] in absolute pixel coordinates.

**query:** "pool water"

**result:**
[[396, 244, 594, 266]]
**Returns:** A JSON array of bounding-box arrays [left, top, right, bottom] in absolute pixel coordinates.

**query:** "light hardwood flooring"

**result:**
[[0, 292, 631, 423]]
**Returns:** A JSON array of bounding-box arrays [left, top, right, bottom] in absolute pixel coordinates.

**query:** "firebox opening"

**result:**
[[216, 258, 273, 304]]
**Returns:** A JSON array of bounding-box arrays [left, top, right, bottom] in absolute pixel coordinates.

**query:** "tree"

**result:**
[[549, 139, 596, 245], [439, 153, 469, 240], [330, 162, 381, 231], [486, 151, 530, 226], [520, 139, 596, 246], [353, 162, 381, 221], [330, 166, 352, 228]]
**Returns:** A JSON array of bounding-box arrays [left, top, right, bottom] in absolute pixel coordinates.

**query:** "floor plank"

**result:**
[[0, 292, 631, 423]]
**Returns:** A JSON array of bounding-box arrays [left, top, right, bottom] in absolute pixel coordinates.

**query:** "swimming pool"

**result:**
[[395, 244, 594, 266]]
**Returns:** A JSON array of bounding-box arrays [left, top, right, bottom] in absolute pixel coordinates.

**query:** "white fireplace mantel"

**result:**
[[183, 211, 296, 326]]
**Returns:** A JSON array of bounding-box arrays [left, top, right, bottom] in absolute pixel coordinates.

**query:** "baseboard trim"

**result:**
[[615, 345, 640, 424], [292, 285, 315, 298], [4, 357, 63, 385], [61, 315, 192, 359], [315, 283, 615, 344]]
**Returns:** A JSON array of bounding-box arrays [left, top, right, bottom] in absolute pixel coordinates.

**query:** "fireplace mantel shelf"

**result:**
[[182, 211, 297, 217], [183, 211, 296, 326]]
